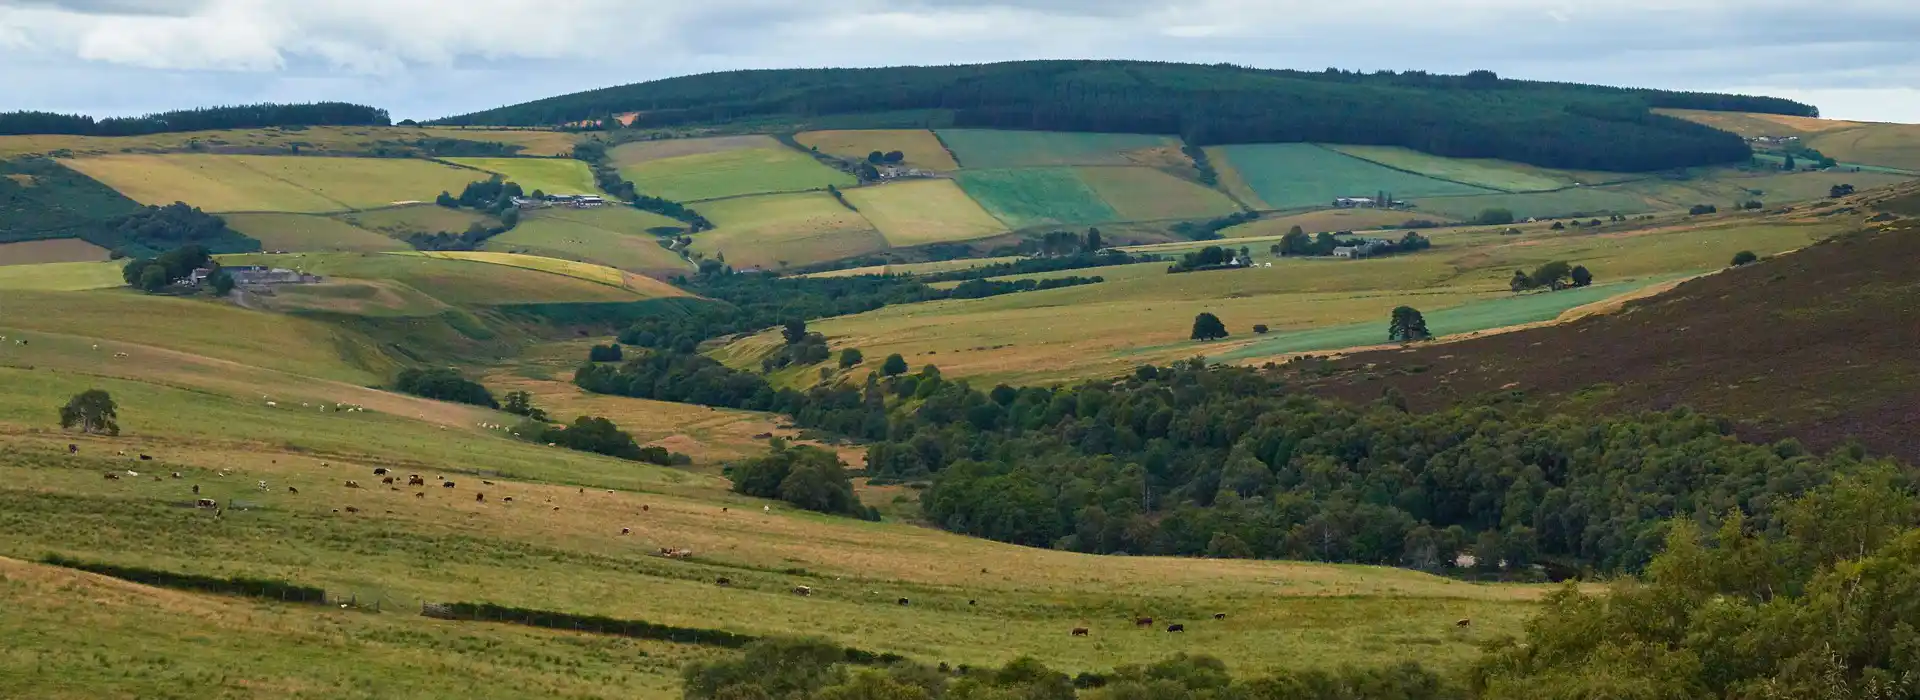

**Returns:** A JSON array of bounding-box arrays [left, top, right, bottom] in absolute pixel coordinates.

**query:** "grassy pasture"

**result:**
[[621, 148, 856, 202], [223, 212, 408, 253], [340, 204, 491, 237], [1655, 109, 1870, 138], [1806, 124, 1920, 172], [953, 168, 1119, 229], [0, 125, 579, 159], [408, 251, 686, 298], [796, 256, 1027, 279], [218, 252, 650, 306], [255, 279, 451, 318], [486, 208, 692, 277], [1224, 209, 1448, 237], [1324, 145, 1578, 192], [1410, 189, 1658, 220], [796, 130, 960, 171], [1077, 166, 1241, 221], [936, 130, 1177, 168], [691, 192, 887, 270], [0, 260, 125, 291], [442, 157, 600, 195], [608, 135, 782, 167], [62, 155, 480, 213], [1210, 144, 1494, 210], [0, 238, 110, 265], [842, 179, 1008, 247]]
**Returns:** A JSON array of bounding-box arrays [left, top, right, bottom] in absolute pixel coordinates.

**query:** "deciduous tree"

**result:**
[[1190, 312, 1229, 341], [60, 390, 119, 436]]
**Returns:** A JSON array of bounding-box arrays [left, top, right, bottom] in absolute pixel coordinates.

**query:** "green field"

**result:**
[[795, 130, 960, 171], [223, 213, 408, 253], [216, 252, 653, 306], [936, 130, 1177, 168], [340, 205, 492, 237], [442, 157, 600, 195], [608, 135, 781, 167], [620, 148, 856, 202], [1224, 209, 1445, 237], [1410, 189, 1659, 220], [1324, 145, 1579, 192], [842, 179, 1008, 247], [1210, 144, 1495, 210], [486, 208, 692, 276], [691, 192, 887, 270], [0, 260, 126, 291], [62, 154, 482, 213], [952, 168, 1120, 229], [1076, 166, 1241, 221]]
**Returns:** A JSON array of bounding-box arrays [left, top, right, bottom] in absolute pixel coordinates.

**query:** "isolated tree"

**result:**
[[856, 162, 880, 181], [1476, 208, 1515, 226], [1570, 265, 1593, 287], [1531, 261, 1573, 289], [881, 354, 909, 377], [588, 343, 623, 362], [1084, 227, 1103, 252], [1388, 306, 1431, 342], [782, 319, 809, 346], [59, 389, 119, 436], [435, 191, 458, 208], [1689, 204, 1719, 216], [838, 348, 863, 369], [1782, 154, 1796, 171], [210, 271, 235, 296], [1731, 250, 1759, 267], [1549, 221, 1566, 231], [1741, 200, 1764, 210], [1190, 312, 1229, 341]]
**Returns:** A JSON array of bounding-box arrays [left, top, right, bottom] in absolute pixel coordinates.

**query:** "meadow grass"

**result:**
[[795, 130, 960, 171], [1224, 209, 1448, 237], [1210, 144, 1493, 210], [1807, 123, 1920, 172], [408, 251, 686, 298], [0, 238, 111, 266], [217, 252, 652, 306], [486, 208, 693, 276], [620, 148, 855, 202], [0, 125, 579, 159], [608, 135, 781, 167], [62, 155, 481, 213], [1323, 145, 1576, 192], [842, 179, 1008, 247], [935, 130, 1177, 169], [0, 260, 126, 291], [952, 168, 1119, 229], [1654, 109, 1871, 138], [1077, 166, 1241, 221], [340, 204, 492, 237], [796, 256, 1027, 279], [691, 193, 887, 270], [224, 212, 409, 253], [257, 279, 451, 318], [443, 157, 601, 195]]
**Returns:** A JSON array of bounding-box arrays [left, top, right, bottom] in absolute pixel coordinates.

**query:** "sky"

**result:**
[[1, 0, 1917, 124]]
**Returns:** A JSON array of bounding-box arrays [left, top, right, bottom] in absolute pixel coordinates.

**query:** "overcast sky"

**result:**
[[1, 0, 1916, 123]]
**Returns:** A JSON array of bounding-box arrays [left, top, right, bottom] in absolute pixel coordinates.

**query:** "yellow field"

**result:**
[[1808, 123, 1920, 172], [843, 179, 1008, 247], [0, 260, 126, 290], [219, 252, 658, 306], [795, 130, 960, 171], [223, 212, 408, 253], [0, 125, 578, 159], [62, 154, 481, 213], [1077, 166, 1241, 221], [608, 135, 781, 166], [486, 208, 693, 276], [401, 251, 686, 297], [442, 157, 600, 195], [341, 204, 491, 237], [1655, 109, 1870, 138], [691, 192, 888, 270], [0, 238, 110, 266]]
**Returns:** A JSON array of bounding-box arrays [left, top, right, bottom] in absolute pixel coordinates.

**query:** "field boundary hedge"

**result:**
[[421, 601, 907, 664], [41, 555, 329, 603]]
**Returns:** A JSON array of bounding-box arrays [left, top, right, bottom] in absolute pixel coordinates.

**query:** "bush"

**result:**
[[838, 348, 863, 369], [1475, 208, 1516, 226], [1689, 204, 1719, 216], [587, 343, 623, 362], [1731, 250, 1759, 266], [728, 441, 867, 518], [1253, 324, 1270, 335], [881, 354, 909, 377], [393, 368, 497, 408]]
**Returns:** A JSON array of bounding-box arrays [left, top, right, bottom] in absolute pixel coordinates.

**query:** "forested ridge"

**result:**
[[434, 61, 1806, 171], [0, 102, 390, 137]]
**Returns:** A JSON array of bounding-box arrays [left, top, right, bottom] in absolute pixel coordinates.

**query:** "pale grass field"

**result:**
[[63, 154, 481, 213], [0, 238, 111, 266]]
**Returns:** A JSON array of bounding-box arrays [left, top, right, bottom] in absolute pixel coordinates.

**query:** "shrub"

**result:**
[[393, 368, 497, 408], [1732, 250, 1759, 267]]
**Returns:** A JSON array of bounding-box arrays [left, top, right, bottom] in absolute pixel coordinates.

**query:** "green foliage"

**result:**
[[532, 415, 651, 462], [1476, 208, 1516, 225], [1570, 265, 1593, 288], [121, 244, 212, 291], [1732, 250, 1759, 267], [0, 102, 388, 136], [1530, 261, 1573, 289], [58, 389, 118, 436], [1831, 184, 1857, 198], [728, 441, 870, 518], [588, 343, 624, 362], [1253, 324, 1270, 335], [1690, 204, 1720, 216], [1190, 312, 1229, 341], [136, 265, 168, 292], [569, 140, 713, 231], [210, 271, 235, 296], [42, 555, 325, 602], [883, 354, 909, 377], [392, 368, 497, 408], [839, 348, 864, 369], [1389, 306, 1431, 342], [501, 390, 549, 422], [1169, 211, 1259, 241]]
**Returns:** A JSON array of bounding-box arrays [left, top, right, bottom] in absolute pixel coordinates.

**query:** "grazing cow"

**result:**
[[407, 475, 425, 486], [344, 480, 361, 489], [170, 472, 182, 479], [897, 598, 910, 606], [68, 444, 77, 454], [715, 577, 732, 587], [475, 493, 485, 503], [1071, 628, 1090, 637], [1214, 613, 1227, 620], [642, 505, 650, 512], [1166, 624, 1185, 633], [502, 497, 513, 503], [381, 477, 395, 485], [1456, 619, 1472, 628], [103, 472, 120, 480], [191, 485, 200, 494], [969, 600, 977, 606], [414, 492, 425, 499], [344, 507, 360, 514], [793, 586, 813, 596], [374, 468, 389, 476], [620, 528, 631, 535], [442, 481, 455, 489], [288, 487, 299, 494], [482, 480, 495, 486], [1134, 617, 1153, 627], [195, 499, 216, 509], [139, 455, 152, 461]]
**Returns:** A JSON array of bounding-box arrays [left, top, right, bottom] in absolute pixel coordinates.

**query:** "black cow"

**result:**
[[1071, 628, 1090, 637], [897, 598, 910, 606], [1166, 624, 1185, 633]]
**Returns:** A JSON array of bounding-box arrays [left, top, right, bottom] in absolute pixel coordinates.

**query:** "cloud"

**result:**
[[0, 0, 1915, 121]]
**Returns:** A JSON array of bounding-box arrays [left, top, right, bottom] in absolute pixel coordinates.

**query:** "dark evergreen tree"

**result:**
[[1191, 312, 1229, 341], [1388, 306, 1431, 342]]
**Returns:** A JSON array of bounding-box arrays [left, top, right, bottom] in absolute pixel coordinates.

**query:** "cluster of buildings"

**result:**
[[1331, 238, 1396, 259], [511, 193, 607, 209], [1332, 196, 1411, 209], [186, 266, 321, 287]]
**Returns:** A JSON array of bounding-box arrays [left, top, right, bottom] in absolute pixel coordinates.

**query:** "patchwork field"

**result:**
[[1324, 145, 1580, 192], [0, 260, 126, 291], [936, 130, 1177, 168], [691, 192, 887, 270], [223, 212, 408, 253], [795, 130, 959, 171], [842, 179, 1008, 247], [0, 125, 579, 159], [442, 157, 600, 195], [340, 204, 492, 238], [1209, 144, 1494, 210], [252, 278, 452, 318], [952, 168, 1119, 229], [1655, 109, 1871, 138], [62, 155, 480, 213], [1410, 189, 1659, 220], [486, 208, 692, 276], [0, 238, 110, 266], [1077, 166, 1241, 221], [620, 147, 855, 202]]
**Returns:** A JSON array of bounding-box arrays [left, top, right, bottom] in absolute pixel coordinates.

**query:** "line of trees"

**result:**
[[0, 103, 390, 136], [570, 141, 713, 230], [434, 61, 1787, 172]]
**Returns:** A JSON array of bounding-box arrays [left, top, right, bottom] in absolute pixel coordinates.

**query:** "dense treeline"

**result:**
[[393, 368, 497, 408], [0, 102, 390, 136], [42, 555, 329, 603], [120, 244, 211, 292], [435, 61, 1790, 171]]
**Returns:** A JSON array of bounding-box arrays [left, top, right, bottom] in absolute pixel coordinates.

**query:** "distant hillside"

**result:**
[[0, 103, 390, 138], [435, 61, 1813, 172], [1300, 189, 1920, 462]]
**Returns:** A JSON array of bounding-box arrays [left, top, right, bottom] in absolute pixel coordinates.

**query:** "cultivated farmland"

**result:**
[[442, 157, 600, 196], [691, 192, 887, 270], [62, 155, 480, 213], [842, 179, 1008, 247], [0, 125, 580, 159], [1076, 166, 1241, 221], [485, 207, 692, 277], [0, 238, 110, 266], [1323, 145, 1580, 192], [1224, 209, 1448, 237], [936, 130, 1177, 168], [1807, 123, 1920, 172], [410, 251, 686, 297], [218, 252, 652, 306], [795, 130, 960, 171], [1409, 189, 1658, 220], [223, 213, 408, 253], [952, 168, 1119, 229], [620, 148, 855, 202], [608, 135, 782, 166], [340, 204, 492, 238], [1208, 144, 1494, 210], [0, 261, 125, 291]]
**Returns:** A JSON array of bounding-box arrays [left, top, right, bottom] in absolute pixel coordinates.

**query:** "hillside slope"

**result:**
[[1301, 191, 1920, 461]]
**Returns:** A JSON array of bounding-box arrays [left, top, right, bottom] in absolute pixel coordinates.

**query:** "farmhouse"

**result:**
[[194, 266, 319, 286], [542, 194, 607, 208]]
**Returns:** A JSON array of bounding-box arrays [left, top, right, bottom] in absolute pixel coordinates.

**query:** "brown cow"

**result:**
[[1134, 617, 1153, 627], [288, 487, 299, 494], [344, 480, 361, 489], [442, 481, 455, 488], [475, 493, 485, 503], [374, 468, 389, 476], [382, 477, 395, 485], [414, 492, 425, 499], [344, 506, 360, 514], [482, 480, 495, 486], [407, 475, 425, 486], [102, 472, 120, 480], [502, 497, 513, 503], [620, 528, 632, 535], [1071, 628, 1090, 637]]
